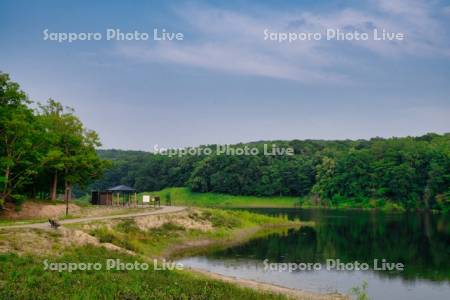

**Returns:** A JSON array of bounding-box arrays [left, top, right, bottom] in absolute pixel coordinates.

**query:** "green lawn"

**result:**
[[147, 187, 302, 208], [141, 187, 407, 211], [76, 186, 406, 210]]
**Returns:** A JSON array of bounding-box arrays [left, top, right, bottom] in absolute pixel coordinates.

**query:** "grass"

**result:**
[[0, 208, 300, 299], [145, 187, 407, 211], [85, 208, 298, 258], [0, 218, 49, 226], [147, 187, 301, 208], [0, 245, 287, 300]]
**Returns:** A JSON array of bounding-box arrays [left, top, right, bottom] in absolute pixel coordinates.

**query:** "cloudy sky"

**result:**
[[1, 0, 449, 150]]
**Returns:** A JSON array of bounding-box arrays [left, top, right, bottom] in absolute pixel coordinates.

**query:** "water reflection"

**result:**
[[178, 209, 450, 299]]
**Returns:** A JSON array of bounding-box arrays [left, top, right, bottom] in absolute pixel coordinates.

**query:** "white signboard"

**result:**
[[143, 195, 150, 203]]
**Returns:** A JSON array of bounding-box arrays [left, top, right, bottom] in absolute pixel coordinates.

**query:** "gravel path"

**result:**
[[0, 206, 186, 229]]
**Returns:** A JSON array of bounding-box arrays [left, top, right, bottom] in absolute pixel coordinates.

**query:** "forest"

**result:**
[[0, 72, 107, 208], [91, 135, 450, 211]]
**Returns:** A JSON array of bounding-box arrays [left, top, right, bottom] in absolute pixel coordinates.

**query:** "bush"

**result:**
[[199, 209, 242, 228], [11, 194, 26, 206], [116, 219, 139, 233], [435, 192, 450, 213], [164, 192, 171, 205], [382, 201, 406, 212], [331, 194, 346, 206], [90, 227, 115, 243], [161, 222, 185, 231]]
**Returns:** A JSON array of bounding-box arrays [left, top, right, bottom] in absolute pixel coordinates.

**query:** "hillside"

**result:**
[[88, 133, 450, 211]]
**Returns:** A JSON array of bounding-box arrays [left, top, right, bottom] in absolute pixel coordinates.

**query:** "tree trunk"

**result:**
[[3, 165, 10, 199], [50, 171, 58, 201], [64, 180, 71, 216]]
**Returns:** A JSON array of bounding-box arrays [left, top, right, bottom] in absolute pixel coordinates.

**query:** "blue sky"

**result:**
[[1, 0, 449, 150]]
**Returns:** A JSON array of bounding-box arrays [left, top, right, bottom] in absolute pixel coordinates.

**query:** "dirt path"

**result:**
[[0, 206, 186, 229]]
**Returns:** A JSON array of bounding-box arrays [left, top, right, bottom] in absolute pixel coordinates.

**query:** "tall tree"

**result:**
[[38, 99, 108, 213], [0, 72, 45, 202]]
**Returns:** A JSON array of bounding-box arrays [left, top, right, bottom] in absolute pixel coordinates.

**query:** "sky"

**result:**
[[1, 0, 449, 150]]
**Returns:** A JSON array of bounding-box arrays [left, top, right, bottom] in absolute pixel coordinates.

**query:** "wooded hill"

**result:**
[[91, 134, 450, 211]]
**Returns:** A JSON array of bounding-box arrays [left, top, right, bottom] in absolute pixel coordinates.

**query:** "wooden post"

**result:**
[[134, 192, 137, 208]]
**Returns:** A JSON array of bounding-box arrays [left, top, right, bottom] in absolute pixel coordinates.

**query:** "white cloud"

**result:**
[[116, 0, 450, 83]]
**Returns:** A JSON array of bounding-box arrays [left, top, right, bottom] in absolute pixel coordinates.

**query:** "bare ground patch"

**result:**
[[2, 202, 81, 220], [0, 227, 133, 256]]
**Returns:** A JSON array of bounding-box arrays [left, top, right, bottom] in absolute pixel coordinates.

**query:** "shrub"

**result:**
[[116, 219, 139, 234], [11, 194, 26, 206], [161, 222, 185, 231], [90, 227, 115, 243]]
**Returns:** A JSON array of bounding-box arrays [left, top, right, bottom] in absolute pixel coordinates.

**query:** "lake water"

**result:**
[[178, 208, 450, 299]]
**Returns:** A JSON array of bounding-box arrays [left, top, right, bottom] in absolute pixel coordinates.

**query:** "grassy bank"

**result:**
[[148, 187, 406, 211], [149, 187, 300, 208], [77, 208, 300, 258], [0, 245, 286, 300], [0, 208, 304, 299]]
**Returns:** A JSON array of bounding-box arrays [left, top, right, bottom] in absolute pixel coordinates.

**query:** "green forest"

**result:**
[[1, 72, 449, 212], [0, 72, 107, 208], [91, 135, 450, 211]]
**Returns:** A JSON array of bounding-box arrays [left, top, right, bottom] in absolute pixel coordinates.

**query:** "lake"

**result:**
[[178, 208, 450, 299]]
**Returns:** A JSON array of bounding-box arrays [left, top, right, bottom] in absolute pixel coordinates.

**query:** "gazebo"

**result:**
[[91, 185, 138, 206]]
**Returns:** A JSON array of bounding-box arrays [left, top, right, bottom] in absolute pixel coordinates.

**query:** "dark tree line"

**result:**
[[0, 72, 107, 208], [91, 135, 450, 211]]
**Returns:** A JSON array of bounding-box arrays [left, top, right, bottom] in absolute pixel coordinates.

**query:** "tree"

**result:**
[[0, 72, 107, 212], [38, 100, 108, 214], [0, 72, 46, 202]]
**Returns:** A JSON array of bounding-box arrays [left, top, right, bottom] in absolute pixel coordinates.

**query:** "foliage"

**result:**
[[0, 72, 107, 205], [90, 134, 450, 211], [349, 281, 370, 300]]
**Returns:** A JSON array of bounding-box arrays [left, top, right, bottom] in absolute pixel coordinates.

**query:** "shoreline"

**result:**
[[188, 267, 348, 300], [164, 222, 315, 260], [0, 207, 346, 299]]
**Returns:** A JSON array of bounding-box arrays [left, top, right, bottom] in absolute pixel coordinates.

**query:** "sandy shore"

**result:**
[[189, 267, 349, 300]]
